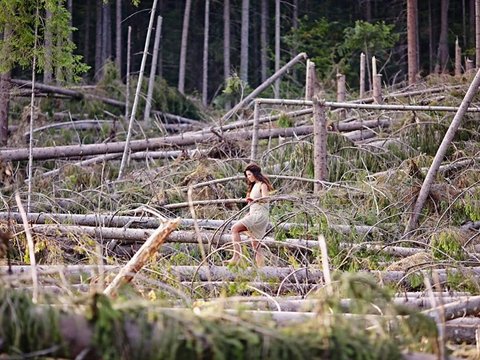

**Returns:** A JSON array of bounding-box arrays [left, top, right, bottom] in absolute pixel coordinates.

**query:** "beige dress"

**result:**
[[238, 182, 269, 239]]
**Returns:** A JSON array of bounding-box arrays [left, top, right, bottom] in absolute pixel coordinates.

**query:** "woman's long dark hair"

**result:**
[[244, 163, 273, 195]]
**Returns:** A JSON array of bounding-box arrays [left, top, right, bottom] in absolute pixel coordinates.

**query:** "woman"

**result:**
[[227, 163, 273, 266]]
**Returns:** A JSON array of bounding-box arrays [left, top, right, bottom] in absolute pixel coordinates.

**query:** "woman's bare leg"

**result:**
[[251, 239, 265, 267], [227, 223, 247, 264]]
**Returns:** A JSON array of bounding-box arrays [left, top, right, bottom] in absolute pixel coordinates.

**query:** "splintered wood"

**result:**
[[103, 218, 180, 297]]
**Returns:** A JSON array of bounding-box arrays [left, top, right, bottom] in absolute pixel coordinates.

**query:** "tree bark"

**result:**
[[471, 0, 476, 49], [0, 71, 10, 146], [115, 0, 122, 73], [250, 100, 260, 161], [144, 16, 163, 122], [423, 295, 480, 321], [178, 0, 192, 94], [125, 26, 132, 121], [373, 74, 383, 104], [83, 0, 91, 67], [435, 0, 450, 73], [44, 8, 53, 84], [0, 24, 12, 146], [94, 0, 103, 81], [305, 59, 316, 100], [240, 0, 250, 83], [463, 0, 467, 47], [7, 264, 480, 290], [407, 0, 418, 85], [313, 96, 327, 192], [223, 0, 231, 83], [274, 0, 281, 98], [67, 0, 73, 41], [455, 37, 462, 75], [359, 53, 366, 98], [336, 73, 346, 119], [102, 2, 111, 65], [290, 0, 299, 82], [202, 0, 210, 107], [476, 0, 480, 68], [10, 79, 204, 125], [260, 0, 269, 83], [428, 0, 434, 73]]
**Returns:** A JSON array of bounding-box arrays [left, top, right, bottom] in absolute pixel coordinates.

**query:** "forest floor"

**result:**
[[1, 72, 480, 358]]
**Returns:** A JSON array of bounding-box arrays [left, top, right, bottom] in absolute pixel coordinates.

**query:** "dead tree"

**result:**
[[405, 67, 480, 234], [312, 96, 327, 193]]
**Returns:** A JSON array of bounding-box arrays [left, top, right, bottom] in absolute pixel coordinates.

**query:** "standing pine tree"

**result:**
[[407, 0, 419, 84], [0, 0, 89, 146]]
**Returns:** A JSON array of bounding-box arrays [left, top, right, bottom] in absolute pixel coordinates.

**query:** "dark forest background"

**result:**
[[54, 0, 475, 103]]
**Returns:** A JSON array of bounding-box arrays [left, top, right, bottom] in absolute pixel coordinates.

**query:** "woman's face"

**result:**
[[245, 170, 257, 183]]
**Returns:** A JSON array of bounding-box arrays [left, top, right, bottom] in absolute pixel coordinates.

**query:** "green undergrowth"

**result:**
[[430, 229, 466, 261], [0, 274, 443, 359]]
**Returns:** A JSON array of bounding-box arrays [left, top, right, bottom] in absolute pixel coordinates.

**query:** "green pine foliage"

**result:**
[[0, 0, 89, 80]]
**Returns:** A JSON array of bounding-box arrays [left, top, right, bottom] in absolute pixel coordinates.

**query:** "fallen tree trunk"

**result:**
[[444, 317, 480, 344], [8, 219, 438, 258], [41, 149, 210, 178], [26, 224, 320, 250], [342, 243, 425, 257], [198, 295, 475, 312], [4, 264, 480, 289], [10, 78, 202, 126], [1, 116, 394, 162], [342, 128, 377, 141], [207, 109, 390, 136], [257, 98, 480, 113], [24, 119, 115, 138], [0, 125, 315, 161], [422, 294, 480, 321], [0, 211, 384, 236]]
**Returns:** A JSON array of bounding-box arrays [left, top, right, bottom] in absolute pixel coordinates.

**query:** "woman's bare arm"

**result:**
[[261, 183, 269, 197]]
